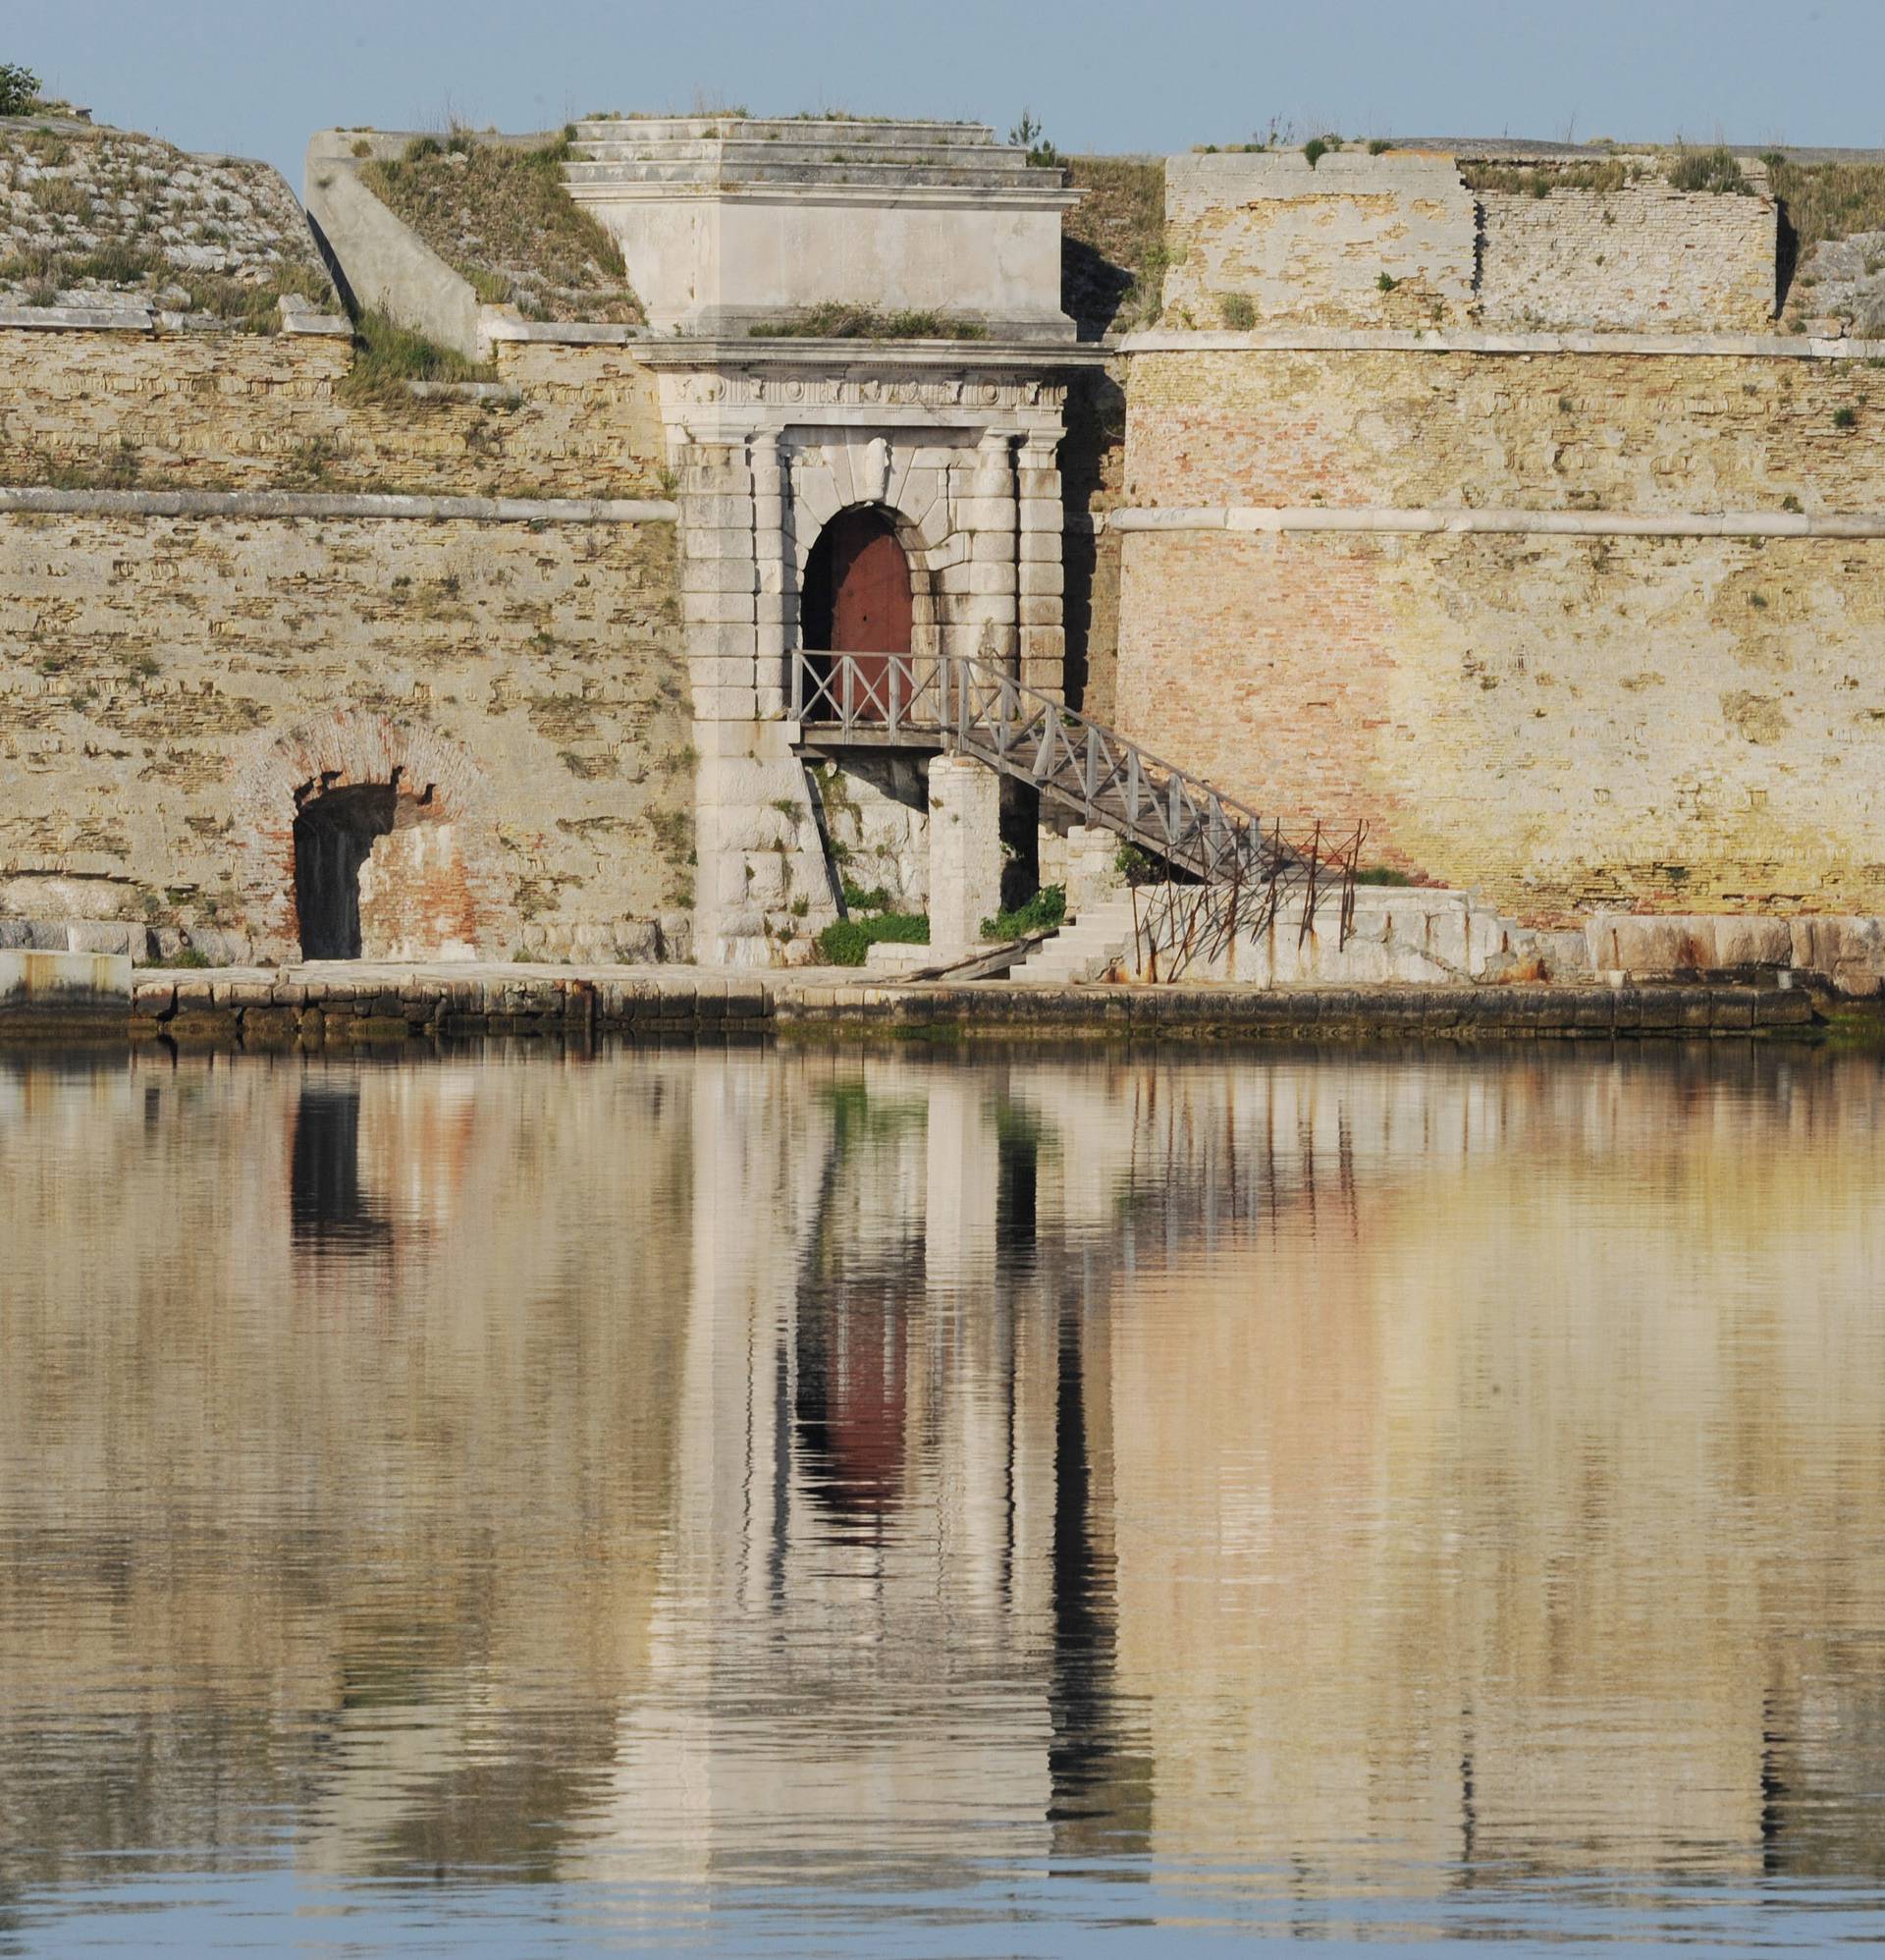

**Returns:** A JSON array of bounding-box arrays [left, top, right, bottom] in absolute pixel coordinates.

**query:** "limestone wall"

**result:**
[[0, 321, 690, 962], [0, 325, 668, 496], [1160, 151, 1777, 334], [1114, 342, 1885, 920], [0, 508, 689, 961], [1162, 151, 1477, 328]]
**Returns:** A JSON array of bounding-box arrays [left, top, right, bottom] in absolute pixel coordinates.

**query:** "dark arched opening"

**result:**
[[294, 783, 397, 959], [802, 505, 912, 722]]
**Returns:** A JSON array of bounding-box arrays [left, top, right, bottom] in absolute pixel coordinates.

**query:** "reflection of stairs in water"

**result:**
[[1008, 899, 1137, 984]]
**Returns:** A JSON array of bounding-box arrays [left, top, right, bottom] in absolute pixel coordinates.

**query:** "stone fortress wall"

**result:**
[[0, 314, 692, 964], [1159, 148, 1778, 332], [1113, 145, 1885, 928], [10, 106, 1885, 968]]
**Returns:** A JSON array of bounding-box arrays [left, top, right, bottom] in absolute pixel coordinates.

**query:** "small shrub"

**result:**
[[1781, 493, 1804, 513], [1303, 137, 1328, 170], [815, 911, 929, 966], [1368, 137, 1391, 155], [1219, 292, 1256, 330], [0, 63, 39, 117], [1354, 865, 1416, 886], [981, 883, 1066, 942], [840, 879, 891, 912], [1834, 406, 1858, 430], [1115, 843, 1158, 887], [1376, 271, 1399, 293], [1667, 145, 1748, 195]]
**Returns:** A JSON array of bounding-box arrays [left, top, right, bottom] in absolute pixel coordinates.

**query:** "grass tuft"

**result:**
[[359, 131, 641, 324], [1666, 145, 1749, 195], [748, 301, 988, 340], [339, 310, 496, 408], [816, 911, 929, 965], [981, 884, 1066, 942]]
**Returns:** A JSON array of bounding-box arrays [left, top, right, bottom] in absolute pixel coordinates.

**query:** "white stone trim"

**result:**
[[0, 488, 677, 523], [1120, 327, 1885, 361], [1109, 505, 1885, 540]]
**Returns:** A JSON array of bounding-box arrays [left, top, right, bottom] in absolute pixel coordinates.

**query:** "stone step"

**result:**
[[568, 118, 1002, 147], [1010, 899, 1138, 985], [570, 137, 1036, 170]]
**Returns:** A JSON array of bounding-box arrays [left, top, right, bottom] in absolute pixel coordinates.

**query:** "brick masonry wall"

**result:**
[[1124, 346, 1885, 514], [0, 510, 688, 960], [0, 328, 668, 496], [1117, 346, 1885, 920], [1479, 188, 1776, 332]]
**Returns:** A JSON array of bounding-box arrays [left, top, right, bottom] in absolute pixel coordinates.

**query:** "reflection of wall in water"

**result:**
[[0, 1051, 695, 1885], [7, 1048, 1885, 1895]]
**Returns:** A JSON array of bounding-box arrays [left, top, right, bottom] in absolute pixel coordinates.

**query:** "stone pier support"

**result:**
[[1016, 431, 1064, 698], [927, 754, 1003, 962]]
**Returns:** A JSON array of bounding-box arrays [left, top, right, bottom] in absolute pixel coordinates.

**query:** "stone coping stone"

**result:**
[[0, 489, 677, 524], [1120, 327, 1885, 361], [75, 965, 1822, 1049]]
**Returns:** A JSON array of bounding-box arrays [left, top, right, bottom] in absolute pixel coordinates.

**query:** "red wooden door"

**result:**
[[830, 517, 912, 721]]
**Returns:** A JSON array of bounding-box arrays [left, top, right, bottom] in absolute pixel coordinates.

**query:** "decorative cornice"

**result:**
[[637, 337, 1101, 371], [1120, 327, 1885, 361], [1110, 505, 1885, 539]]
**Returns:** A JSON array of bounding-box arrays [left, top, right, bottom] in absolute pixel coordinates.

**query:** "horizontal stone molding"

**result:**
[[1120, 327, 1885, 362], [0, 306, 351, 338], [479, 314, 650, 346], [0, 488, 678, 524], [1108, 505, 1885, 540]]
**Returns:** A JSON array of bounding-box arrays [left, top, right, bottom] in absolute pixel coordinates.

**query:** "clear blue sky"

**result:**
[[14, 0, 1885, 190]]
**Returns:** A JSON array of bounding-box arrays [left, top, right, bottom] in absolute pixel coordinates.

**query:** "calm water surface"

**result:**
[[4, 1040, 1885, 1955]]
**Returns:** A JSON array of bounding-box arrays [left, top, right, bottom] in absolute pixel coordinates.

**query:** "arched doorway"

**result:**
[[802, 506, 912, 721], [293, 783, 397, 958]]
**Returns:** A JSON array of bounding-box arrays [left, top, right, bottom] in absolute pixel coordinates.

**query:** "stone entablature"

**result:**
[[564, 118, 1081, 341]]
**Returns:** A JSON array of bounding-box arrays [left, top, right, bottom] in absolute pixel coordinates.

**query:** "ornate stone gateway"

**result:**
[[588, 118, 1104, 964]]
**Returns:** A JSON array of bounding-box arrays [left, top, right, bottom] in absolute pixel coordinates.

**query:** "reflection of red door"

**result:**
[[827, 512, 912, 720]]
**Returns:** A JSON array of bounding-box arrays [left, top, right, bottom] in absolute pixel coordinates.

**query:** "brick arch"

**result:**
[[232, 709, 517, 962]]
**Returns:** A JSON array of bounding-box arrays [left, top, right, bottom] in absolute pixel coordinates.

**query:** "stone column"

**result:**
[[750, 432, 791, 720], [1065, 824, 1126, 914], [944, 429, 1017, 670], [686, 434, 835, 967], [1016, 431, 1064, 700], [927, 754, 1003, 962]]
